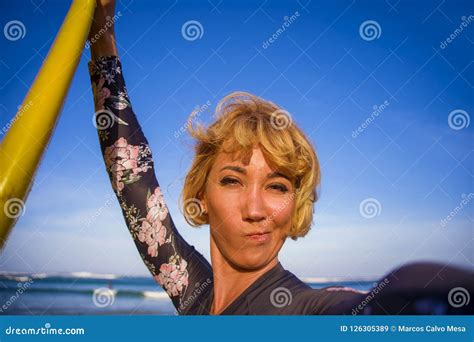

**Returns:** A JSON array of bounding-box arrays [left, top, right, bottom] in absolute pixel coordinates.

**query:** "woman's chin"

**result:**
[[230, 252, 275, 271]]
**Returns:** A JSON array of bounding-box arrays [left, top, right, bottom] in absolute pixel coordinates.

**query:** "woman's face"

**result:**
[[202, 146, 295, 271]]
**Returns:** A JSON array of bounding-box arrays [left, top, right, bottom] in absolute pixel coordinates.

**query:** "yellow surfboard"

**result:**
[[0, 0, 96, 249]]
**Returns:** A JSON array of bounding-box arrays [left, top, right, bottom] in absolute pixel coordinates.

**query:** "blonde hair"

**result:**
[[180, 91, 320, 239]]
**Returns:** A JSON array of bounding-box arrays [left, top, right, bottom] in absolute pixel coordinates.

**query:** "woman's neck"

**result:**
[[209, 237, 279, 315]]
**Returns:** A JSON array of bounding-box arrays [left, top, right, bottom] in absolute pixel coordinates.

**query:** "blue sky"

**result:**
[[0, 0, 472, 278]]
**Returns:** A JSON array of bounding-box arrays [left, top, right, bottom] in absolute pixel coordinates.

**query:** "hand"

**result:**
[[88, 0, 118, 59]]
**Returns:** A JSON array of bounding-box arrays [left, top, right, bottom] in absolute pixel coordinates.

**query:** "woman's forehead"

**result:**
[[215, 146, 266, 166], [212, 147, 291, 178]]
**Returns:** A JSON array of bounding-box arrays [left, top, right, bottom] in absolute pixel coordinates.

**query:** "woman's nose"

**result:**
[[242, 186, 266, 223]]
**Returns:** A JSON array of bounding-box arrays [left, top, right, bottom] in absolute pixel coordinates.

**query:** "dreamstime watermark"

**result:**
[[270, 286, 292, 308], [270, 109, 293, 130], [440, 193, 473, 227], [92, 287, 115, 308], [4, 323, 85, 336], [86, 12, 122, 49], [81, 194, 115, 228], [447, 287, 470, 308], [174, 100, 212, 139], [440, 15, 474, 49], [352, 100, 390, 138], [4, 20, 26, 41], [181, 20, 204, 41], [179, 278, 212, 311], [359, 198, 382, 218], [1, 101, 34, 136], [181, 198, 205, 221], [263, 188, 301, 227], [359, 20, 381, 41], [448, 109, 470, 130], [93, 109, 115, 130], [352, 277, 390, 315], [0, 278, 34, 313], [4, 198, 26, 219], [262, 11, 300, 49]]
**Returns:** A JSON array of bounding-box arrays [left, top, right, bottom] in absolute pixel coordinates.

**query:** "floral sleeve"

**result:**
[[89, 56, 213, 314]]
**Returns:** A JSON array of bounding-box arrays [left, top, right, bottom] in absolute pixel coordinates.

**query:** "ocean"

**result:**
[[0, 273, 375, 315]]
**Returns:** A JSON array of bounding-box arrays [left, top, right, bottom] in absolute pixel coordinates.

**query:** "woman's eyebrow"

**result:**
[[220, 166, 290, 181], [220, 165, 246, 174], [267, 171, 291, 181]]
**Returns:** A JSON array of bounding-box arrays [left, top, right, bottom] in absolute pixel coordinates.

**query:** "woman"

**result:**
[[87, 1, 472, 315]]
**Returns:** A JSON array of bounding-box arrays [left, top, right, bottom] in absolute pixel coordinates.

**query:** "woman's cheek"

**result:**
[[209, 202, 242, 245], [271, 196, 294, 218], [267, 197, 295, 229]]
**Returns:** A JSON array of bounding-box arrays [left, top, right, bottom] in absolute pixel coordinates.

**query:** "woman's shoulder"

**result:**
[[243, 264, 365, 315]]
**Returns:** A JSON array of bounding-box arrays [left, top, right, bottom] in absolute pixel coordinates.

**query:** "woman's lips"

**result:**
[[245, 231, 271, 243]]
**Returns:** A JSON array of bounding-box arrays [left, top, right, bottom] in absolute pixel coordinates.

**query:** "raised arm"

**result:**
[[87, 0, 212, 314]]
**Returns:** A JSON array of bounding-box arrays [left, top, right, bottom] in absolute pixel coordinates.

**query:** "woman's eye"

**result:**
[[219, 177, 239, 186], [268, 184, 289, 193]]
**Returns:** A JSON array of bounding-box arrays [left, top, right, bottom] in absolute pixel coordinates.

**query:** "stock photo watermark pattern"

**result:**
[[0, 278, 34, 314], [352, 100, 390, 138], [440, 193, 474, 227], [174, 100, 212, 139], [4, 323, 85, 337], [447, 109, 470, 130], [92, 287, 116, 308], [359, 198, 382, 219], [3, 198, 26, 219], [440, 15, 474, 49], [262, 11, 301, 49], [270, 287, 293, 308], [270, 109, 293, 130], [0, 2, 472, 339], [3, 20, 26, 41], [86, 11, 122, 49], [351, 278, 390, 315], [359, 20, 382, 41], [0, 101, 34, 136], [181, 20, 204, 41], [447, 287, 470, 308], [181, 198, 206, 222]]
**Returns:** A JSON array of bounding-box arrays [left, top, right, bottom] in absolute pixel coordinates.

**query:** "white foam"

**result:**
[[143, 291, 168, 299], [3, 275, 31, 282], [69, 272, 119, 280]]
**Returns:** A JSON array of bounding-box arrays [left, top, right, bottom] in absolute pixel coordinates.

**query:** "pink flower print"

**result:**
[[155, 258, 189, 297], [146, 187, 169, 222], [103, 137, 144, 194], [93, 78, 111, 110], [111, 170, 125, 193], [138, 219, 167, 257], [104, 137, 140, 173]]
